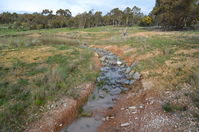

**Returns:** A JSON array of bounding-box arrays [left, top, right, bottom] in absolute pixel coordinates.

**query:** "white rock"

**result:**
[[100, 56, 106, 61], [110, 116, 115, 119], [63, 103, 67, 107], [102, 118, 106, 121], [139, 105, 144, 109], [121, 108, 125, 110], [106, 116, 109, 120], [121, 122, 130, 127], [95, 53, 99, 57], [117, 61, 122, 65], [132, 111, 137, 114], [150, 101, 154, 105], [128, 106, 136, 110], [51, 104, 55, 108], [59, 124, 63, 126]]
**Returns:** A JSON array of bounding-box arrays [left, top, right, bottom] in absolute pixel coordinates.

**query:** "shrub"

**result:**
[[140, 16, 152, 26]]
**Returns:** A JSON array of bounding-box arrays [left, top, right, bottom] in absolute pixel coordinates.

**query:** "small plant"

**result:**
[[162, 102, 173, 112], [162, 102, 187, 112], [96, 80, 105, 88], [80, 112, 92, 117], [191, 91, 199, 108], [46, 54, 68, 64], [92, 95, 96, 100], [26, 67, 47, 76], [12, 59, 27, 69], [34, 99, 44, 106], [54, 44, 69, 50], [17, 79, 29, 86]]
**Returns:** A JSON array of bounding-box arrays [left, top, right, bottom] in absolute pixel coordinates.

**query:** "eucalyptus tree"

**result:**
[[152, 0, 199, 29], [109, 8, 123, 26], [123, 7, 132, 26]]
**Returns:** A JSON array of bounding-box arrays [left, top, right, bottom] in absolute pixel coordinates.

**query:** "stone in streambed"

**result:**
[[125, 67, 132, 74], [121, 122, 130, 127], [100, 56, 106, 62], [117, 61, 122, 65], [110, 88, 121, 95], [99, 91, 105, 98], [118, 79, 134, 85], [132, 72, 141, 80]]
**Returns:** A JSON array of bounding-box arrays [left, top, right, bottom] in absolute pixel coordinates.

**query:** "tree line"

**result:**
[[0, 6, 149, 30], [0, 0, 198, 30]]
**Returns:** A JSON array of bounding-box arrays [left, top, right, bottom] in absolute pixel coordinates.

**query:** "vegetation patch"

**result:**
[[162, 102, 187, 112]]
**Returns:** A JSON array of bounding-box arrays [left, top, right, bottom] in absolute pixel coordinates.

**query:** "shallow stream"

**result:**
[[61, 48, 140, 132]]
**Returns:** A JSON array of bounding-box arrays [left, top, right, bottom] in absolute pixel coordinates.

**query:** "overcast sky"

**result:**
[[0, 0, 155, 15]]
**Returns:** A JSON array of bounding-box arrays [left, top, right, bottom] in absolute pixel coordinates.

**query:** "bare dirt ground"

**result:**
[[127, 31, 176, 38]]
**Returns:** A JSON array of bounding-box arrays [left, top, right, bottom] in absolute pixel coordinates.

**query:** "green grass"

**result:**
[[25, 67, 47, 76], [0, 28, 20, 36]]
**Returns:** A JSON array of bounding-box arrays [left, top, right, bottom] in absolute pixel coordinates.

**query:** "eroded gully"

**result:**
[[61, 47, 140, 132]]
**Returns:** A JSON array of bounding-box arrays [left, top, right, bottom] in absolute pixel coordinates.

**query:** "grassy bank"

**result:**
[[0, 33, 97, 131]]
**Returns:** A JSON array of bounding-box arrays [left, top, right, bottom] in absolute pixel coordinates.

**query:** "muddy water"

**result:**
[[61, 48, 139, 132]]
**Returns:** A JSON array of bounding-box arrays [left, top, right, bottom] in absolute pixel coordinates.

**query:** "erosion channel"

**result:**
[[61, 47, 140, 132]]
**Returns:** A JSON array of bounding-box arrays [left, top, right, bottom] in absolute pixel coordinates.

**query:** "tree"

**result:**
[[140, 16, 153, 26], [85, 10, 94, 28], [0, 12, 18, 24], [131, 6, 144, 25], [76, 12, 88, 28], [56, 9, 72, 18], [103, 15, 111, 25], [152, 0, 199, 30], [0, 6, 146, 30], [94, 11, 103, 26], [109, 8, 123, 26], [123, 7, 132, 26], [42, 9, 53, 16]]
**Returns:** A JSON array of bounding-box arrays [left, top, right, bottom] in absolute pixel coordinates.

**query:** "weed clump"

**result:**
[[162, 102, 187, 112]]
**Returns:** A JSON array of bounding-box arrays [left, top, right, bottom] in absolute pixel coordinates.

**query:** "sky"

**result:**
[[0, 0, 156, 16]]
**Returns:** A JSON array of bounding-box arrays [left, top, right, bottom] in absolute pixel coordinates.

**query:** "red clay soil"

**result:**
[[25, 54, 101, 132], [91, 45, 135, 65]]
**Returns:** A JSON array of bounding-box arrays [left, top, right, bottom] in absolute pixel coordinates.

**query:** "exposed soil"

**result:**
[[128, 31, 176, 38], [27, 33, 42, 38], [175, 49, 198, 55]]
